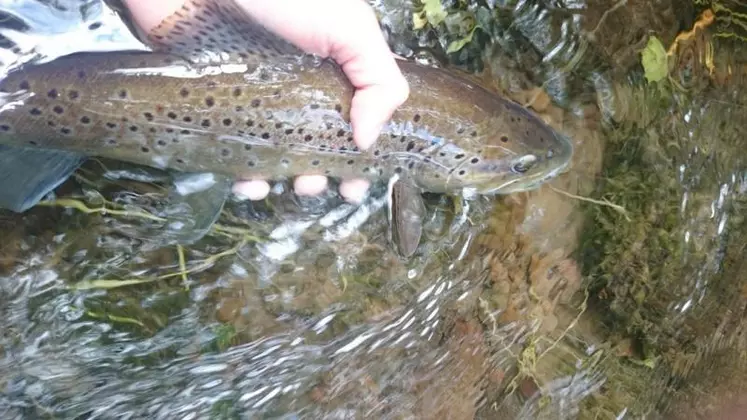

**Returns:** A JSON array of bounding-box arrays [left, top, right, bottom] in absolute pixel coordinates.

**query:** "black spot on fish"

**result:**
[[311, 160, 320, 166], [235, 106, 243, 112], [68, 90, 79, 100], [166, 128, 174, 133], [413, 114, 421, 123], [406, 141, 415, 152], [202, 119, 211, 127], [47, 121, 56, 127], [29, 108, 41, 116], [223, 118, 232, 126], [246, 119, 254, 127], [261, 132, 270, 139], [106, 122, 116, 129], [60, 127, 71, 135], [149, 127, 157, 133], [273, 89, 281, 98], [80, 116, 91, 124], [500, 135, 508, 143], [250, 99, 261, 108], [205, 96, 215, 107], [183, 116, 192, 123], [408, 161, 415, 169], [144, 112, 154, 121], [53, 106, 64, 114], [363, 167, 370, 173], [179, 88, 189, 98], [118, 90, 128, 99], [176, 158, 185, 164], [19, 80, 29, 90], [297, 128, 304, 134], [232, 88, 242, 97], [304, 134, 312, 142], [28, 140, 38, 146], [510, 117, 515, 123], [157, 140, 167, 146], [172, 138, 179, 143], [88, 22, 101, 30], [247, 160, 255, 167], [439, 152, 446, 157], [399, 136, 406, 143], [281, 158, 289, 165], [0, 124, 10, 131], [374, 150, 380, 156], [335, 104, 342, 113], [274, 122, 282, 129], [221, 148, 231, 157], [167, 112, 177, 119], [107, 139, 117, 145], [471, 157, 479, 164], [471, 131, 477, 137], [395, 167, 402, 174], [129, 125, 138, 132], [347, 136, 354, 143], [346, 159, 354, 165], [244, 145, 252, 151], [180, 130, 190, 135], [284, 128, 293, 135], [337, 129, 345, 137], [310, 104, 319, 110], [141, 146, 150, 153], [455, 153, 465, 159], [458, 170, 466, 176], [540, 136, 545, 143], [46, 89, 58, 99]]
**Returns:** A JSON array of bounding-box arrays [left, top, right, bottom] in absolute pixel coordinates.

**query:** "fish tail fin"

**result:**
[[0, 145, 85, 212]]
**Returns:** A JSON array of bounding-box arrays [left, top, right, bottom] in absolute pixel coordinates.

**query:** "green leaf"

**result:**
[[641, 35, 669, 83], [413, 0, 447, 30], [446, 26, 478, 54]]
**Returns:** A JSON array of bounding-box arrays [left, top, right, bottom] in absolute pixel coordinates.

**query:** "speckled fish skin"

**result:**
[[0, 0, 572, 197]]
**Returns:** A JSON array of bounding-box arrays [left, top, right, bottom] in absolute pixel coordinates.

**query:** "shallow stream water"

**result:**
[[0, 0, 745, 419]]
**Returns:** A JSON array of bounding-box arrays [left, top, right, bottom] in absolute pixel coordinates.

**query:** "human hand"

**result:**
[[123, 0, 409, 203]]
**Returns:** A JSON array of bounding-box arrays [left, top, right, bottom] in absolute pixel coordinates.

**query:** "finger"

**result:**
[[239, 0, 410, 150], [123, 0, 184, 31], [339, 178, 370, 204], [232, 180, 271, 201], [294, 175, 328, 196]]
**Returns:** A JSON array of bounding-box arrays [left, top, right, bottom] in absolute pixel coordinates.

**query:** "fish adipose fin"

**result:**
[[0, 145, 86, 212], [146, 0, 307, 66]]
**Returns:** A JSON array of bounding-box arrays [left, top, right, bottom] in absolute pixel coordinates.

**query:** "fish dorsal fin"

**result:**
[[146, 0, 306, 66]]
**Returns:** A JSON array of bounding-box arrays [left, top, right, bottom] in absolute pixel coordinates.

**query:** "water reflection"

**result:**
[[0, 0, 745, 419]]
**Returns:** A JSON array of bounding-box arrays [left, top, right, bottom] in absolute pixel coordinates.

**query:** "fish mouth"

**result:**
[[473, 158, 571, 195]]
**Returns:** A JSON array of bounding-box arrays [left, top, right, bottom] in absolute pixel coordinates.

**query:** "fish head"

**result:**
[[443, 103, 573, 195]]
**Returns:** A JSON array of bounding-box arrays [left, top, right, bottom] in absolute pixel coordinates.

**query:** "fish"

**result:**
[[0, 0, 572, 254]]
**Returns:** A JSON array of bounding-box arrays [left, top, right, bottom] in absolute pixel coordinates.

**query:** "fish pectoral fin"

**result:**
[[390, 180, 427, 258], [147, 0, 305, 66], [0, 145, 86, 212], [162, 172, 233, 245]]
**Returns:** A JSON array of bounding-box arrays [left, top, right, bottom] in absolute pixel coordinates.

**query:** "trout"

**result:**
[[0, 0, 572, 255]]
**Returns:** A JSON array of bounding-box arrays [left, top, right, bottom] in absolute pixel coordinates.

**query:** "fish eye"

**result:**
[[511, 154, 537, 173]]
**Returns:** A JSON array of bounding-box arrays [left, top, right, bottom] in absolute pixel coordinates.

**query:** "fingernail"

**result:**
[[339, 179, 371, 204], [232, 180, 270, 201], [294, 175, 328, 196]]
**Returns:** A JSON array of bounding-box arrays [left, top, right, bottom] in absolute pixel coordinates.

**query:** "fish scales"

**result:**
[[0, 0, 572, 198]]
